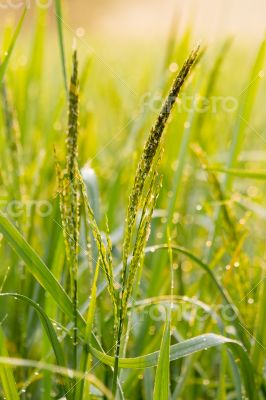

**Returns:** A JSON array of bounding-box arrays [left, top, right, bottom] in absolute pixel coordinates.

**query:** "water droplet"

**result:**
[[76, 27, 85, 38], [68, 370, 74, 379], [169, 62, 178, 73], [247, 185, 258, 197]]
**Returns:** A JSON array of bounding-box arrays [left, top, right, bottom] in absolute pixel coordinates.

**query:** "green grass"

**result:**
[[0, 5, 265, 400]]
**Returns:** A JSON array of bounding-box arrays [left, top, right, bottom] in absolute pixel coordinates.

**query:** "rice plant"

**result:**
[[0, 4, 265, 400]]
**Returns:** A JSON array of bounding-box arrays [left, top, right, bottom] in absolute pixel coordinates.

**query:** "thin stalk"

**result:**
[[112, 45, 201, 396], [56, 51, 80, 394]]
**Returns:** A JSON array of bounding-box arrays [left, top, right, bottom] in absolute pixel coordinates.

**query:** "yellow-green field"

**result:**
[[0, 3, 265, 400]]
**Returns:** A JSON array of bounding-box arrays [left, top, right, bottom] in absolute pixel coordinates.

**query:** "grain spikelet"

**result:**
[[121, 45, 200, 294]]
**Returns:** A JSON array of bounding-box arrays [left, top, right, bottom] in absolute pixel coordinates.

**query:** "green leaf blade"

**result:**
[[153, 321, 170, 400], [0, 8, 27, 84], [0, 329, 20, 400]]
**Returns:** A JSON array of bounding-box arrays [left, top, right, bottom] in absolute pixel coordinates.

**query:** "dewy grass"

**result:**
[[112, 45, 201, 395], [1, 8, 266, 398], [191, 143, 239, 244]]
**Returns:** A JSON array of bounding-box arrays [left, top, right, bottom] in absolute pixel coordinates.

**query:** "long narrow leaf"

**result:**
[[0, 357, 113, 399], [90, 333, 255, 400], [0, 8, 27, 84], [0, 212, 100, 345], [153, 321, 170, 399], [0, 294, 65, 369], [0, 329, 19, 400], [0, 294, 71, 398], [54, 0, 68, 94], [0, 212, 74, 321]]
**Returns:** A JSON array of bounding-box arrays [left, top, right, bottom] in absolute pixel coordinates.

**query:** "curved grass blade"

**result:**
[[0, 293, 70, 398], [91, 333, 255, 399], [0, 212, 100, 344], [90, 333, 239, 368], [0, 357, 113, 400], [145, 244, 250, 350], [0, 294, 65, 368], [0, 8, 27, 84], [0, 329, 19, 400], [0, 212, 124, 395], [0, 212, 74, 323], [153, 321, 170, 400], [125, 294, 224, 395]]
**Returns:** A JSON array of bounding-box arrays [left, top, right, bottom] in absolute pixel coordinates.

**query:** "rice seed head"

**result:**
[[67, 50, 79, 182], [122, 173, 162, 316], [66, 49, 80, 252], [56, 52, 80, 353], [122, 45, 201, 291], [77, 170, 118, 319]]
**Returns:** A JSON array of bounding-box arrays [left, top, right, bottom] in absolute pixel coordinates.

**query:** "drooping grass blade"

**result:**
[[0, 293, 70, 398], [91, 333, 255, 400], [0, 356, 113, 399]]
